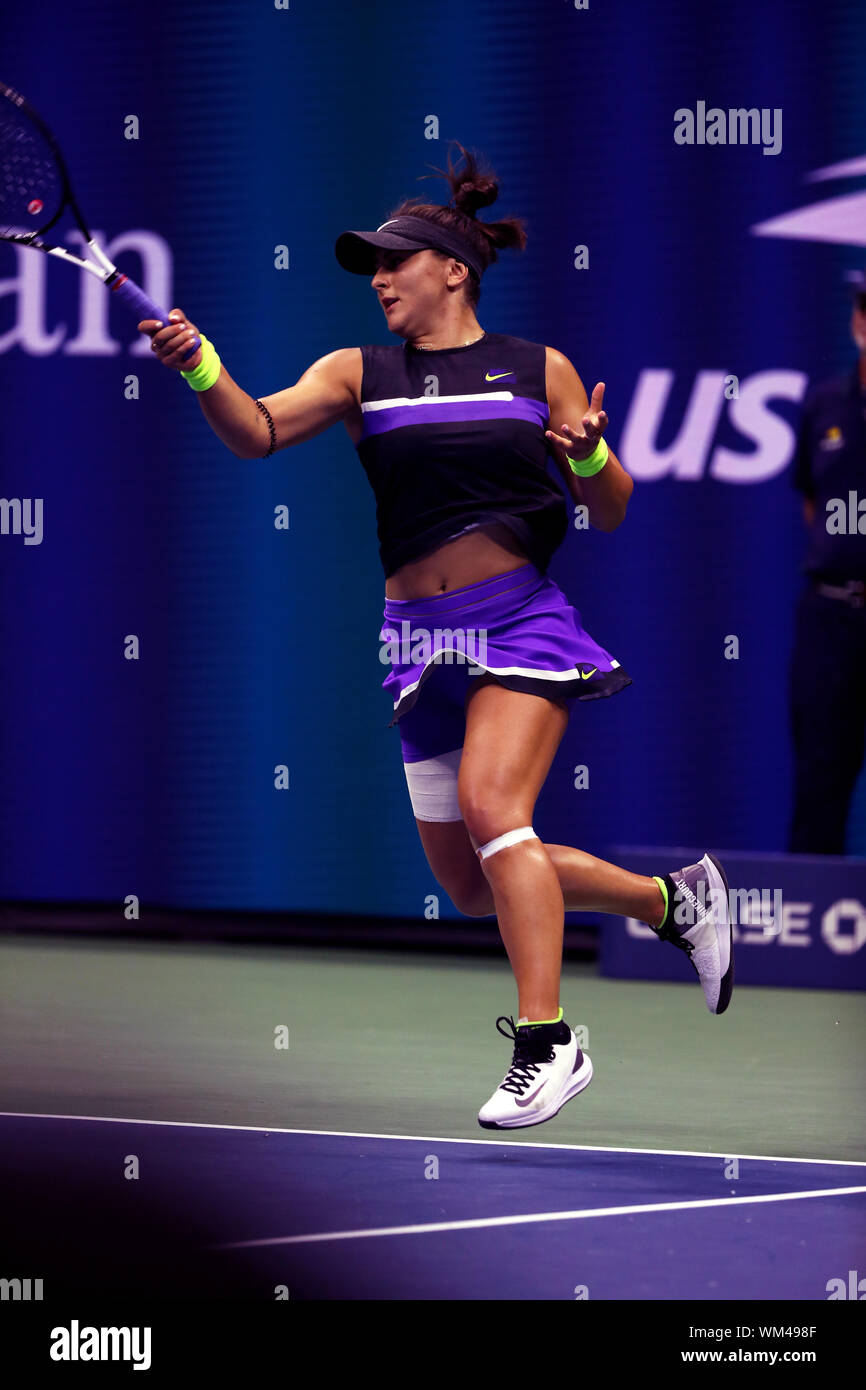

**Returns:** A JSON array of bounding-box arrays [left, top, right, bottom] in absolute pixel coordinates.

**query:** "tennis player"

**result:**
[[139, 142, 733, 1131]]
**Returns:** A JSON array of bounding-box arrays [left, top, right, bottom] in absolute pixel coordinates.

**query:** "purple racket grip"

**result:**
[[111, 274, 202, 362]]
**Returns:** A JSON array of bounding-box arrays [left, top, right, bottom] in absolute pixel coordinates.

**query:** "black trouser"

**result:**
[[788, 583, 866, 853]]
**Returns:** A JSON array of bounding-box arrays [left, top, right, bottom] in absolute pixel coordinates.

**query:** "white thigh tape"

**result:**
[[404, 747, 463, 822], [476, 826, 538, 861]]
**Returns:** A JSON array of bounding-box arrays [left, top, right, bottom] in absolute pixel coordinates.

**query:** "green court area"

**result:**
[[1, 935, 862, 1161]]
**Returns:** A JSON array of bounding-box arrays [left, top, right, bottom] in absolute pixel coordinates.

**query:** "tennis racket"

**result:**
[[0, 79, 200, 359]]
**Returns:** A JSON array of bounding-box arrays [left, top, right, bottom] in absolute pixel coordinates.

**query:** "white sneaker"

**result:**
[[478, 1015, 593, 1130], [652, 852, 734, 1015]]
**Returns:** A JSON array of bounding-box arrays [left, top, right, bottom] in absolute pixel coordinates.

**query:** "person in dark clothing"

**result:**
[[789, 273, 866, 853]]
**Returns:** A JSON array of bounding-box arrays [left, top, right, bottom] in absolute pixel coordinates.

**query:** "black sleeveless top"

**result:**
[[355, 332, 569, 578]]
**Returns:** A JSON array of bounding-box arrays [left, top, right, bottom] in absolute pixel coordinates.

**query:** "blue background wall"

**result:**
[[1, 0, 864, 913]]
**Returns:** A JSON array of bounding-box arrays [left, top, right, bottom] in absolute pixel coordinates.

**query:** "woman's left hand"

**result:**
[[545, 381, 608, 461]]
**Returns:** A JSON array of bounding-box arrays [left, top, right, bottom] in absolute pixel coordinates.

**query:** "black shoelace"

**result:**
[[655, 915, 693, 955], [495, 1015, 556, 1096], [655, 915, 701, 979]]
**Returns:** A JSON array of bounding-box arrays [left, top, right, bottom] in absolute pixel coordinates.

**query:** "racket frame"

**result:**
[[0, 79, 201, 357]]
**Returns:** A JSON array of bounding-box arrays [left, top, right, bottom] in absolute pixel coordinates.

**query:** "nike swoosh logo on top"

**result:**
[[578, 667, 598, 680], [485, 371, 515, 381]]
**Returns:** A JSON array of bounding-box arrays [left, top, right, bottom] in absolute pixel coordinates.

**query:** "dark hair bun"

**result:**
[[453, 171, 498, 218], [385, 141, 528, 299]]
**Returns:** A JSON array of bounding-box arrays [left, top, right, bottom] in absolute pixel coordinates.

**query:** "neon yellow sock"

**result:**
[[517, 1005, 564, 1026], [653, 874, 669, 927]]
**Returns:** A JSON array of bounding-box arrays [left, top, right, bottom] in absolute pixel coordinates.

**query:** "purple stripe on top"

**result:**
[[360, 395, 548, 441]]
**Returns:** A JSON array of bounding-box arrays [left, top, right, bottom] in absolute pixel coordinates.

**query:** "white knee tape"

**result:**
[[476, 826, 537, 861], [404, 747, 463, 822]]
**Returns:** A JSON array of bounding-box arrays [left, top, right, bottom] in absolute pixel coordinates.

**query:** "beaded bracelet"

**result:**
[[254, 398, 277, 457]]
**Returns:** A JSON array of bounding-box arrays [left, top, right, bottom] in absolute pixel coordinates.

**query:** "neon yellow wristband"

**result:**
[[567, 438, 609, 477], [181, 334, 221, 392]]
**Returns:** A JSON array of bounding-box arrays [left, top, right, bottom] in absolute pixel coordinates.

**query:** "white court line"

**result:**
[[217, 1185, 866, 1248], [1, 1111, 865, 1168]]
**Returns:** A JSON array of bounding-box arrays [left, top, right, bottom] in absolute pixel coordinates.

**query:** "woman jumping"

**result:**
[[140, 141, 733, 1131]]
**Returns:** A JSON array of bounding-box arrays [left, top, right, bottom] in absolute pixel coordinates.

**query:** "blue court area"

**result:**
[[3, 1114, 863, 1301]]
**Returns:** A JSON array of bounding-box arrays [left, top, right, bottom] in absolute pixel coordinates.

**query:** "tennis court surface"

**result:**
[[2, 934, 863, 1301]]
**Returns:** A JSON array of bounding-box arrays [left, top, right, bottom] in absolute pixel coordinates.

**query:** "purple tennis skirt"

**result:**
[[380, 562, 632, 762]]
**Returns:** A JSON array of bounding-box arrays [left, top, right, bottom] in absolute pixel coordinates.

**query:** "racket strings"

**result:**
[[0, 106, 62, 234]]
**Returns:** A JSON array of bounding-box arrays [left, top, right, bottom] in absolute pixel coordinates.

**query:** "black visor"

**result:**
[[335, 214, 483, 280]]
